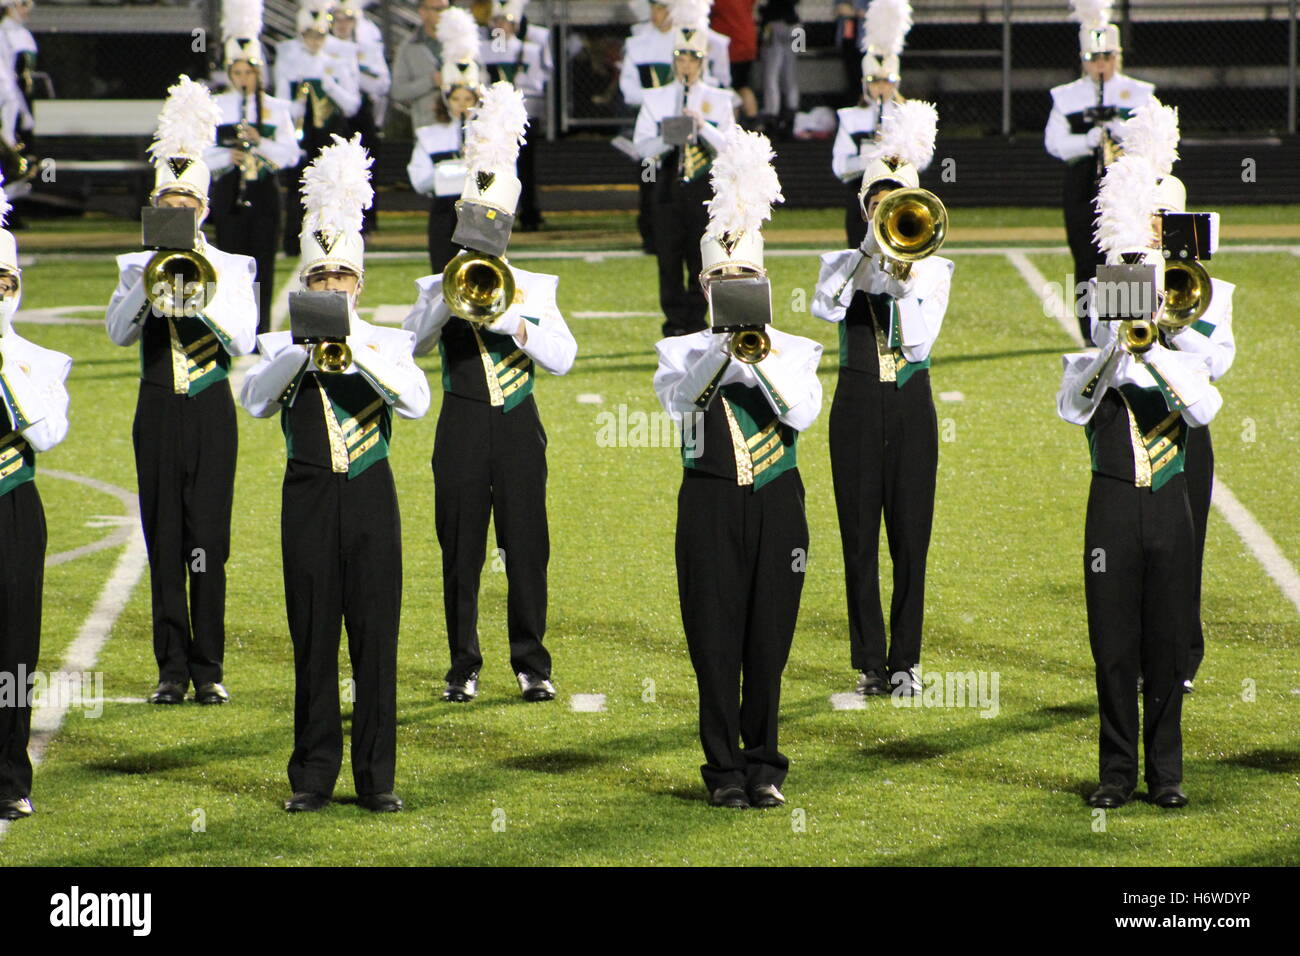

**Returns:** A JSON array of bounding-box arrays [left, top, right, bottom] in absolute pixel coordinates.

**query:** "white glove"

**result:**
[[1085, 126, 1103, 148], [880, 271, 916, 300], [486, 310, 523, 338], [859, 229, 880, 256]]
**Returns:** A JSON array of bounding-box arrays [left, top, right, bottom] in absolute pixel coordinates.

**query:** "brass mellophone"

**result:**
[[143, 248, 217, 318], [729, 328, 771, 365], [871, 187, 948, 281], [312, 340, 353, 373], [442, 250, 516, 325], [1161, 259, 1212, 330]]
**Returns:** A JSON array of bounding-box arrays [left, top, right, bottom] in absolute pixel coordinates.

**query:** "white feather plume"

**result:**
[[301, 132, 374, 236], [668, 0, 712, 32], [148, 75, 222, 163], [876, 98, 937, 169], [706, 126, 783, 239], [0, 174, 11, 230], [221, 0, 263, 40], [1120, 98, 1179, 179], [1069, 0, 1114, 31], [1093, 153, 1158, 264], [864, 0, 913, 56], [464, 81, 529, 171], [438, 6, 480, 66]]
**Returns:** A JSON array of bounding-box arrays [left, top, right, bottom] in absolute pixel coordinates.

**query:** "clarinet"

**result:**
[[1093, 74, 1106, 180], [677, 81, 690, 182], [234, 90, 253, 211]]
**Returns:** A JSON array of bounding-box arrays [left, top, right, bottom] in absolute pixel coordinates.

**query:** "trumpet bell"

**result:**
[[1120, 319, 1156, 354], [729, 328, 771, 365], [442, 250, 517, 325], [144, 249, 217, 318], [312, 340, 353, 374], [1161, 259, 1212, 330], [872, 187, 948, 266]]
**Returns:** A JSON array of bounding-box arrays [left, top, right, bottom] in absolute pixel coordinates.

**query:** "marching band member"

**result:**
[[0, 0, 35, 170], [403, 83, 577, 705], [654, 128, 822, 808], [1113, 100, 1235, 693], [105, 76, 258, 706], [205, 0, 302, 335], [408, 6, 481, 275], [0, 174, 71, 822], [1045, 0, 1153, 339], [633, 7, 736, 337], [241, 134, 429, 813], [812, 100, 952, 698], [622, 0, 733, 255], [332, 1, 390, 233], [1057, 151, 1222, 810], [831, 0, 916, 249], [479, 0, 550, 231], [275, 0, 362, 256]]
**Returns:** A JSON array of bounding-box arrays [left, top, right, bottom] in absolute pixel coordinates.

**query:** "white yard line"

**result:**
[[1008, 250, 1300, 618]]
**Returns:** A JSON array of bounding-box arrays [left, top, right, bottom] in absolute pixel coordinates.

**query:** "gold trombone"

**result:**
[[871, 187, 948, 281], [442, 250, 516, 325]]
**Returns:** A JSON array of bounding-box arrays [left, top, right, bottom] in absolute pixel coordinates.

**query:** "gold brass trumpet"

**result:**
[[1160, 259, 1212, 331], [442, 250, 517, 325], [312, 340, 352, 373], [143, 248, 218, 318], [871, 187, 948, 281], [729, 328, 771, 365], [1119, 319, 1156, 355]]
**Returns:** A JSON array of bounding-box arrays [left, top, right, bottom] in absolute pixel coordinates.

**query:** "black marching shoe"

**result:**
[[855, 669, 889, 696], [357, 792, 404, 813], [194, 682, 230, 705], [0, 797, 34, 820], [1087, 784, 1135, 809], [709, 785, 750, 809], [1151, 784, 1189, 809], [443, 672, 478, 702], [284, 792, 331, 813], [891, 668, 922, 697], [1182, 679, 1194, 694], [748, 784, 786, 809], [517, 672, 556, 702], [149, 681, 185, 705]]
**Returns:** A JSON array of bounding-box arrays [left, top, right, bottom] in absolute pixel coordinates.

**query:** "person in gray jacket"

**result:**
[[392, 0, 449, 130]]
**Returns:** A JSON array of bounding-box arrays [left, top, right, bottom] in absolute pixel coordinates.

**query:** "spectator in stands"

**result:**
[[835, 0, 869, 106], [759, 1, 799, 139], [393, 0, 449, 132], [711, 0, 758, 126]]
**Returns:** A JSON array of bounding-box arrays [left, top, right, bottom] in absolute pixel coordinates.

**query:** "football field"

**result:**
[[2, 206, 1296, 866]]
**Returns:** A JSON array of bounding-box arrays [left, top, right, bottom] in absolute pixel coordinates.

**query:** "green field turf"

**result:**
[[1, 208, 1297, 866]]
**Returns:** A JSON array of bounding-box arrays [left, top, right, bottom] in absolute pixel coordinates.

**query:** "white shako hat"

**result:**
[[148, 75, 222, 206], [700, 125, 783, 279], [438, 6, 483, 94], [1120, 98, 1185, 213], [1071, 0, 1121, 58], [858, 98, 936, 212], [0, 174, 20, 322], [296, 0, 335, 35], [222, 0, 265, 68], [669, 0, 711, 57], [860, 0, 912, 84], [298, 132, 374, 282], [453, 81, 528, 256]]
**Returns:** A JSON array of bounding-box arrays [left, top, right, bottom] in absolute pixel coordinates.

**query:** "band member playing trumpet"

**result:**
[[1045, 0, 1153, 339], [633, 6, 736, 338], [812, 99, 952, 699], [831, 0, 917, 249], [404, 83, 576, 705], [1057, 151, 1222, 810], [0, 173, 71, 822], [241, 133, 430, 813], [407, 5, 481, 275], [275, 0, 361, 256], [655, 127, 821, 809], [205, 0, 302, 335], [104, 76, 258, 707]]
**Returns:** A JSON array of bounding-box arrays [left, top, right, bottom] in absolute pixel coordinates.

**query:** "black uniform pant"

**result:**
[[433, 392, 551, 682], [1063, 160, 1104, 341], [427, 195, 458, 276], [211, 172, 282, 335], [652, 177, 711, 338], [282, 458, 401, 797], [1084, 473, 1194, 790], [829, 368, 938, 676], [0, 482, 45, 802], [637, 175, 656, 253], [517, 135, 541, 228], [844, 181, 867, 250], [676, 469, 808, 791], [1183, 426, 1214, 679], [352, 95, 381, 234], [133, 380, 237, 690]]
